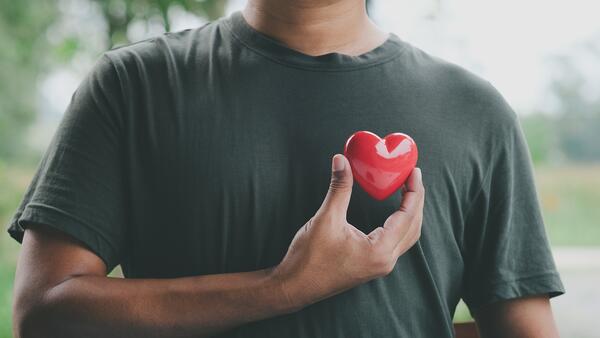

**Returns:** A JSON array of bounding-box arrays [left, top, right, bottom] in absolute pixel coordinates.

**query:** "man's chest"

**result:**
[[123, 76, 470, 283]]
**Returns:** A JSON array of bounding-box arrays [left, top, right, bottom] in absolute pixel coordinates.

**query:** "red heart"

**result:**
[[343, 131, 418, 201]]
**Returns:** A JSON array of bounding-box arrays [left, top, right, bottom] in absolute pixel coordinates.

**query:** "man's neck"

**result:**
[[242, 0, 389, 57]]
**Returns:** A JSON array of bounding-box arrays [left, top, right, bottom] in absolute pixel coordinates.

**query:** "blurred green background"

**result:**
[[1, 0, 599, 337]]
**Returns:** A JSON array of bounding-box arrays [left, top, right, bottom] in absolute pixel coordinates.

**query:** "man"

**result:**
[[7, 0, 564, 337]]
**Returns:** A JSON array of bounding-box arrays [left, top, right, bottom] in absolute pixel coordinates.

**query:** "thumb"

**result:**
[[317, 154, 354, 217]]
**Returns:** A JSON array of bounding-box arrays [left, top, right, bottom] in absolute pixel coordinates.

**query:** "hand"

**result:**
[[270, 154, 425, 312]]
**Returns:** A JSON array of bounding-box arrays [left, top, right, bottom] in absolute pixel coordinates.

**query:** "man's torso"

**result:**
[[104, 11, 504, 337]]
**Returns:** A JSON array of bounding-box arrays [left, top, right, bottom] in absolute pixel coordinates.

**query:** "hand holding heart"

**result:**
[[270, 154, 424, 312], [344, 131, 419, 200]]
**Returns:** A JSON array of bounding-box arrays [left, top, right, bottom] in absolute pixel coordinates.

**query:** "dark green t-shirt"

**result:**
[[7, 10, 564, 337]]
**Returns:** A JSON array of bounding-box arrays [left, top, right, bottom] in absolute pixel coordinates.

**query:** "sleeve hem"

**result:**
[[7, 203, 120, 272], [464, 271, 565, 314]]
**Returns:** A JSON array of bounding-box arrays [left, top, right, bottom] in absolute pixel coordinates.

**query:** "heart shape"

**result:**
[[343, 131, 418, 201]]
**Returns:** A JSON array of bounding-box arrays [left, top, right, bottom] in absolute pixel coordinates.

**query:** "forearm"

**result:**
[[17, 267, 296, 338], [474, 295, 560, 338]]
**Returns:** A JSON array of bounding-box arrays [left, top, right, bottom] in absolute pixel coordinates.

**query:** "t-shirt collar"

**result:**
[[221, 10, 408, 71]]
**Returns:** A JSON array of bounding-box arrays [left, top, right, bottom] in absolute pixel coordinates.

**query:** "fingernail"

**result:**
[[416, 168, 422, 181], [332, 154, 345, 172]]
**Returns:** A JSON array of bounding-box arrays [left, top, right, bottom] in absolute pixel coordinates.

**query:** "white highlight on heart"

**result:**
[[375, 139, 412, 159]]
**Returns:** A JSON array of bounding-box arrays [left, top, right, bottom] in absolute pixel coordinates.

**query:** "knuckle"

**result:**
[[329, 178, 351, 193], [370, 251, 395, 276], [304, 217, 315, 233], [314, 211, 346, 231], [313, 212, 335, 227], [380, 259, 396, 276], [366, 227, 382, 245], [398, 204, 409, 214]]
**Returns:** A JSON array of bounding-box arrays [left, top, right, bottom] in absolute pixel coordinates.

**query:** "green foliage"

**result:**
[[558, 114, 600, 162], [0, 160, 34, 338], [0, 0, 59, 161], [0, 0, 228, 163], [547, 43, 600, 163], [95, 0, 228, 48], [520, 113, 557, 165], [54, 36, 82, 63], [519, 41, 600, 165], [537, 165, 600, 246], [0, 237, 17, 338], [453, 300, 473, 323]]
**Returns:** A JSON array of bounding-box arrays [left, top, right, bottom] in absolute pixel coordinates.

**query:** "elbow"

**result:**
[[13, 287, 56, 338], [13, 310, 44, 338], [13, 301, 43, 338]]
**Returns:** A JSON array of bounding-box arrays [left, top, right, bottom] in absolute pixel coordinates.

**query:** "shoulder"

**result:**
[[89, 19, 227, 108], [101, 19, 219, 74], [400, 41, 519, 134], [396, 42, 525, 192]]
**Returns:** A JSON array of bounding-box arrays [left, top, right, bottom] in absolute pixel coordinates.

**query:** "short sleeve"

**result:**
[[461, 92, 565, 313], [5, 53, 128, 272]]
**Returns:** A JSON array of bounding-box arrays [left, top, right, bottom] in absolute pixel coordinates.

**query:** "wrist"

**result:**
[[263, 266, 306, 314]]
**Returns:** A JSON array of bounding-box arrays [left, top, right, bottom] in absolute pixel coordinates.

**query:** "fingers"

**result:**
[[392, 194, 423, 257], [317, 154, 354, 219], [406, 167, 422, 192], [398, 167, 423, 213], [369, 167, 425, 252], [395, 174, 425, 250]]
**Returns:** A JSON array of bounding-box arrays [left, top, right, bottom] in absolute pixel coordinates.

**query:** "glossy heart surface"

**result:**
[[343, 131, 418, 201]]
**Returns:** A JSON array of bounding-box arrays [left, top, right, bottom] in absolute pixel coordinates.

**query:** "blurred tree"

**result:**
[[0, 0, 58, 161], [100, 0, 376, 48], [95, 0, 228, 48], [549, 43, 600, 163], [1, 0, 230, 161], [520, 112, 558, 165]]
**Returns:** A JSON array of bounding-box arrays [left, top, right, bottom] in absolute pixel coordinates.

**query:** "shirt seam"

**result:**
[[221, 18, 408, 73], [97, 53, 128, 135], [486, 270, 562, 287], [465, 271, 564, 312], [21, 202, 121, 259], [461, 155, 496, 230]]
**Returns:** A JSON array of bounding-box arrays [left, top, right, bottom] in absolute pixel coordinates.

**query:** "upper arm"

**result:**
[[13, 224, 106, 336], [457, 82, 565, 336], [6, 52, 128, 272], [460, 82, 564, 311], [473, 294, 559, 338]]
